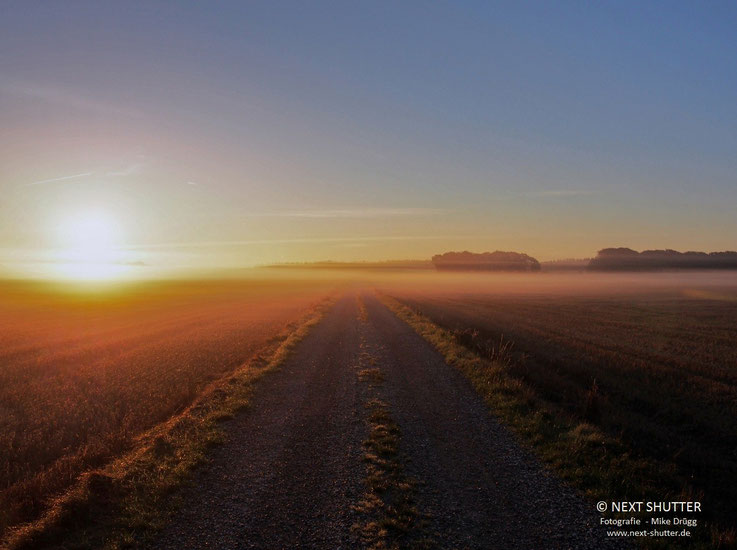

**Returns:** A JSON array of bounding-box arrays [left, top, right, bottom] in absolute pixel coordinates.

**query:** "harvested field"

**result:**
[[382, 272, 737, 541], [0, 276, 337, 536]]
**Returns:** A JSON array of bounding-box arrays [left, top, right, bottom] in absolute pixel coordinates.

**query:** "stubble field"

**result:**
[[381, 272, 737, 542], [0, 275, 337, 537]]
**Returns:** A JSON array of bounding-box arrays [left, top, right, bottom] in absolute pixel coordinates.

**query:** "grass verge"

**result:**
[[3, 297, 335, 550], [380, 294, 733, 550]]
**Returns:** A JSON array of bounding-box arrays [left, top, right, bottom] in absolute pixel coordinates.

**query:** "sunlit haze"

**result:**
[[1, 2, 735, 280]]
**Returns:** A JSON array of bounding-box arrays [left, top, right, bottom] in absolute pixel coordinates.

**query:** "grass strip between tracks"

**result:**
[[4, 297, 336, 550], [354, 365, 434, 550]]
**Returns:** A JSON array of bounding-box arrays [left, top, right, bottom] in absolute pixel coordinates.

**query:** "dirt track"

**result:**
[[156, 293, 626, 549]]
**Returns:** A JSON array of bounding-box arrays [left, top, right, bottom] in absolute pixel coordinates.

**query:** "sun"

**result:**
[[51, 210, 130, 281], [59, 211, 120, 256]]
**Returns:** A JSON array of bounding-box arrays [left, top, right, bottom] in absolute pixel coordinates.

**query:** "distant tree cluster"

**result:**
[[540, 258, 591, 272], [588, 248, 737, 271], [432, 251, 541, 272]]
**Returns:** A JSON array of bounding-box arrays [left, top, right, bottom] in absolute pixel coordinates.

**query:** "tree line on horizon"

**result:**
[[430, 248, 737, 272], [588, 248, 737, 271], [431, 251, 541, 272]]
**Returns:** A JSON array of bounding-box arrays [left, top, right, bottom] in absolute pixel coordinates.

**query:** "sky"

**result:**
[[1, 1, 735, 275]]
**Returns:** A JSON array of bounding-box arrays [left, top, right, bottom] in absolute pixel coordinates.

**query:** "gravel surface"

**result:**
[[154, 293, 629, 549]]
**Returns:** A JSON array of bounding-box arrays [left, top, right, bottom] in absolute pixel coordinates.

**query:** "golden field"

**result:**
[[0, 275, 337, 536]]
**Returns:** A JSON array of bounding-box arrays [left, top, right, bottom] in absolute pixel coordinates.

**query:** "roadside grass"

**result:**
[[380, 294, 733, 550], [4, 298, 335, 550]]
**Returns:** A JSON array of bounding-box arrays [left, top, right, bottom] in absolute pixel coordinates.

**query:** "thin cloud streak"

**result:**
[[121, 234, 473, 250], [26, 158, 145, 186], [245, 207, 446, 219], [523, 190, 597, 198], [26, 172, 92, 186]]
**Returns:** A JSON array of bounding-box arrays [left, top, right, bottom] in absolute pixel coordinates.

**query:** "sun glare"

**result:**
[[59, 211, 119, 252], [51, 210, 130, 281]]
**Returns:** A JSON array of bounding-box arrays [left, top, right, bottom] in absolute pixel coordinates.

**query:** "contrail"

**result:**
[[26, 172, 92, 186]]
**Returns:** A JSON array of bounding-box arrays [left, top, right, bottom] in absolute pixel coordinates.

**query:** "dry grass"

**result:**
[[356, 399, 421, 550], [354, 371, 432, 550], [0, 278, 337, 543], [380, 285, 737, 549], [358, 368, 385, 387], [357, 295, 369, 322]]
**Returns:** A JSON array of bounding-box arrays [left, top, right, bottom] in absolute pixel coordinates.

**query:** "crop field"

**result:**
[[0, 275, 337, 537], [383, 273, 737, 538], [4, 270, 736, 548]]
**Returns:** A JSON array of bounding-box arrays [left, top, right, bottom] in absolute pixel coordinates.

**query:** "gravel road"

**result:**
[[155, 293, 628, 549]]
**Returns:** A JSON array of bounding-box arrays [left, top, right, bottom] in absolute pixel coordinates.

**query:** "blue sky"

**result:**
[[1, 1, 735, 268]]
